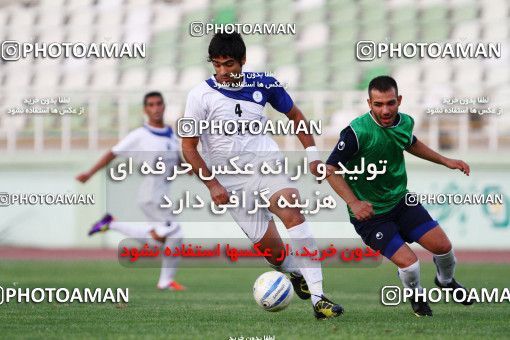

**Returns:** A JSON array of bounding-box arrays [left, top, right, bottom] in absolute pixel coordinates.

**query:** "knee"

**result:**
[[270, 190, 306, 227], [392, 251, 418, 268], [283, 212, 305, 227], [149, 230, 165, 243], [264, 251, 285, 268], [432, 240, 452, 255], [265, 254, 283, 267], [399, 255, 418, 268]]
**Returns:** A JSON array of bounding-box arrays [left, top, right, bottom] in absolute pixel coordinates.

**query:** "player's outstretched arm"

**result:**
[[75, 151, 116, 183], [181, 137, 229, 205], [325, 165, 375, 221], [286, 105, 322, 177], [406, 139, 470, 176]]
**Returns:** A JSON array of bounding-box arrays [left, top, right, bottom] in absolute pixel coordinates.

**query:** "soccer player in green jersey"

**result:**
[[325, 76, 473, 317]]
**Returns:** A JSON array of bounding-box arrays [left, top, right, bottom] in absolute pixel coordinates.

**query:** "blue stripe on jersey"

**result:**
[[143, 125, 173, 138], [205, 72, 294, 114], [205, 78, 268, 106], [261, 275, 284, 302]]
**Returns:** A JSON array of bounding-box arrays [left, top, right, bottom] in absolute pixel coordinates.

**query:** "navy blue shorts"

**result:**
[[350, 197, 438, 259]]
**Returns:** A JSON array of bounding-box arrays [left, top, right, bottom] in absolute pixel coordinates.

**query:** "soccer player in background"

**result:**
[[181, 32, 343, 319], [325, 76, 473, 316], [76, 91, 186, 291]]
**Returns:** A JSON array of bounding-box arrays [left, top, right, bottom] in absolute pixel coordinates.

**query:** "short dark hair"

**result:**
[[207, 32, 246, 63], [143, 91, 164, 106], [368, 76, 398, 97]]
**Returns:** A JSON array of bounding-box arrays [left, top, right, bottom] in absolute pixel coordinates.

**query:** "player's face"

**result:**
[[367, 88, 402, 127], [211, 56, 245, 85], [144, 96, 165, 123]]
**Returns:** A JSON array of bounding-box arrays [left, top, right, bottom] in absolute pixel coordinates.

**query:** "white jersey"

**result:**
[[112, 124, 180, 210], [112, 124, 180, 165], [184, 73, 294, 187]]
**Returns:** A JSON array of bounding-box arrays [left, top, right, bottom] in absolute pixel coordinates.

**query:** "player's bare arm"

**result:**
[[406, 139, 470, 176], [76, 150, 116, 183], [177, 155, 194, 175], [286, 104, 327, 178], [181, 136, 229, 205], [325, 164, 374, 221]]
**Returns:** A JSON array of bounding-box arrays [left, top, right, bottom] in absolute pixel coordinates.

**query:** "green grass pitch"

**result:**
[[0, 261, 509, 339]]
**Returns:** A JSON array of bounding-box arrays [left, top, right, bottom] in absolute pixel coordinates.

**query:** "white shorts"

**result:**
[[137, 177, 175, 223], [223, 172, 296, 243], [153, 221, 183, 240]]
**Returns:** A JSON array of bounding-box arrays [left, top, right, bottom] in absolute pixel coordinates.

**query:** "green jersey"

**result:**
[[332, 112, 415, 216]]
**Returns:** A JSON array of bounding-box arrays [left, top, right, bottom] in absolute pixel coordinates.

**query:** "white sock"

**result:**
[[157, 229, 183, 288], [110, 221, 153, 238], [111, 221, 183, 288], [397, 261, 423, 293], [309, 282, 324, 305], [266, 253, 301, 277], [433, 249, 456, 285], [287, 222, 324, 305]]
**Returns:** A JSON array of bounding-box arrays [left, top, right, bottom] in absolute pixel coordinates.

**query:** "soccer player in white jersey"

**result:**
[[76, 92, 186, 291], [181, 32, 343, 319]]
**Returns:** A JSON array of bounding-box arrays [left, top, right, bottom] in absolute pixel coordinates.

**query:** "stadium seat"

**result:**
[[0, 0, 508, 152], [181, 0, 210, 12], [329, 64, 359, 91], [268, 0, 294, 23], [422, 61, 452, 86], [482, 20, 508, 41], [393, 63, 422, 90], [153, 3, 182, 31], [178, 67, 208, 91], [328, 0, 358, 23], [33, 61, 61, 91], [244, 45, 267, 71], [268, 38, 298, 68], [274, 65, 300, 90], [67, 7, 95, 29], [295, 0, 326, 26], [453, 61, 484, 92], [62, 67, 90, 92], [90, 68, 119, 92], [451, 21, 481, 41], [297, 23, 329, 51], [4, 61, 32, 91], [238, 0, 265, 23], [120, 69, 147, 91], [480, 0, 508, 22], [149, 67, 178, 91], [389, 5, 418, 41], [10, 4, 35, 28]]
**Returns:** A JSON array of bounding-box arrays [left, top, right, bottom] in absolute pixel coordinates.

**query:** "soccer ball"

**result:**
[[253, 271, 294, 312]]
